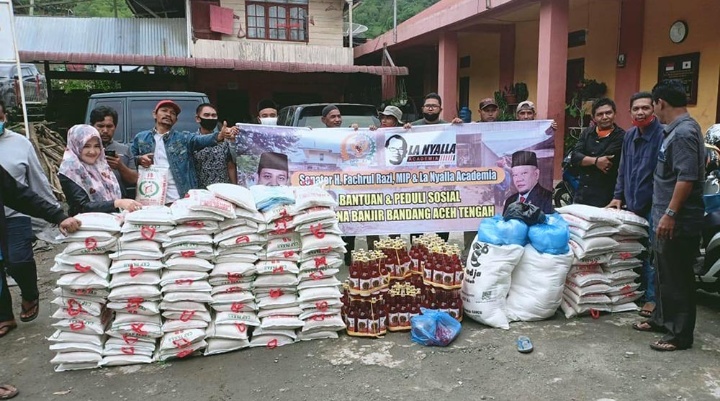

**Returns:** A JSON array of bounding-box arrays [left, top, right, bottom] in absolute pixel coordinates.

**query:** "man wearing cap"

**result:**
[[257, 99, 278, 125], [378, 105, 403, 128], [477, 98, 499, 122], [193, 103, 238, 188], [257, 152, 289, 186], [515, 100, 559, 130], [131, 100, 236, 203], [502, 150, 554, 214]]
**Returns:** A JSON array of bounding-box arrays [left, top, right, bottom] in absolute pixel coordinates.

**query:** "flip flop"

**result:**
[[0, 384, 17, 400], [517, 336, 533, 353], [638, 302, 655, 318], [650, 339, 690, 352], [632, 320, 665, 333], [0, 321, 17, 338], [20, 299, 39, 323]]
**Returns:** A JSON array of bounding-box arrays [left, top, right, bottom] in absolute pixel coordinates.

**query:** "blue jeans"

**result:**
[[643, 212, 656, 303]]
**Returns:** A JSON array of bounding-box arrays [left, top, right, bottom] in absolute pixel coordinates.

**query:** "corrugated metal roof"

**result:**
[[15, 16, 188, 58]]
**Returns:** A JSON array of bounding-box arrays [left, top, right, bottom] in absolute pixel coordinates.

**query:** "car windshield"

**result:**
[[297, 105, 380, 128], [0, 66, 12, 78]]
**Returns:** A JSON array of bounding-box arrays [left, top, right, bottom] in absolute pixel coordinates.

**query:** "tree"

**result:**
[[354, 0, 440, 39], [12, 0, 132, 17]]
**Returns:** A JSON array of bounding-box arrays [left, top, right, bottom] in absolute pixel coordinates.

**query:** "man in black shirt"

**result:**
[[632, 80, 704, 352], [570, 98, 625, 207]]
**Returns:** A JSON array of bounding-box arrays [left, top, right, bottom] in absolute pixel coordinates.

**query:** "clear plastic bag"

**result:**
[[410, 308, 461, 347]]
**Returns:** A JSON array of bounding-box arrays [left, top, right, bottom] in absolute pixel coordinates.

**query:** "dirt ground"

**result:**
[[1, 235, 720, 401]]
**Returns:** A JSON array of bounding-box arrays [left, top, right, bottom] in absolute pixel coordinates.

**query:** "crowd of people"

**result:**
[[0, 77, 711, 397]]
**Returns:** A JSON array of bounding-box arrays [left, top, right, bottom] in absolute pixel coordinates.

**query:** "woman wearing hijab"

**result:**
[[59, 125, 142, 216]]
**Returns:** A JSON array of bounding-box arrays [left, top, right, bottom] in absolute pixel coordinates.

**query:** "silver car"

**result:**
[[0, 63, 48, 107]]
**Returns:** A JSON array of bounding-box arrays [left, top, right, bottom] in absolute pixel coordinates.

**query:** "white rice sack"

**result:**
[[213, 225, 257, 243], [568, 225, 619, 239], [460, 242, 524, 330], [617, 223, 649, 238], [297, 287, 343, 303], [605, 209, 649, 227], [505, 245, 573, 322], [562, 289, 612, 305], [108, 285, 162, 302], [611, 250, 643, 260], [121, 222, 174, 234], [74, 212, 123, 232], [298, 268, 340, 283], [248, 334, 295, 348], [559, 214, 608, 231], [119, 230, 171, 243], [564, 280, 612, 297], [256, 260, 299, 275], [50, 352, 102, 365], [211, 291, 255, 305], [260, 316, 305, 330], [207, 183, 257, 211], [57, 230, 116, 243], [109, 271, 162, 288], [211, 262, 256, 278], [48, 330, 104, 346], [299, 249, 345, 263], [168, 221, 219, 237], [300, 316, 345, 334], [124, 206, 174, 225], [112, 313, 161, 326], [52, 287, 108, 302], [572, 253, 612, 267], [161, 319, 208, 333], [299, 299, 343, 311], [610, 291, 644, 305], [106, 321, 163, 339], [256, 294, 299, 309], [264, 234, 302, 259], [101, 355, 154, 367], [566, 265, 612, 286], [54, 362, 101, 372], [53, 253, 110, 276], [51, 297, 104, 317], [63, 238, 117, 255], [297, 331, 339, 341], [231, 208, 265, 224], [205, 321, 250, 340], [159, 270, 209, 286], [184, 189, 236, 219], [556, 204, 623, 225], [210, 301, 258, 313], [258, 306, 303, 319], [51, 308, 104, 323], [214, 254, 259, 265], [107, 301, 160, 316], [109, 260, 164, 275], [615, 240, 645, 254], [163, 245, 215, 260], [50, 342, 103, 354], [262, 204, 297, 224], [162, 292, 213, 303], [165, 257, 213, 272], [159, 300, 208, 312], [204, 338, 250, 356], [293, 186, 338, 211], [135, 166, 169, 206], [217, 234, 267, 249], [297, 277, 342, 290], [156, 341, 207, 362], [214, 311, 261, 327], [162, 309, 211, 322], [171, 199, 225, 223], [569, 237, 618, 260], [295, 220, 341, 236], [254, 274, 299, 288], [56, 273, 109, 290], [607, 281, 641, 296], [611, 302, 640, 313], [292, 207, 337, 226], [301, 234, 346, 253], [161, 280, 212, 294], [52, 318, 106, 335], [211, 283, 253, 295], [607, 269, 639, 283]]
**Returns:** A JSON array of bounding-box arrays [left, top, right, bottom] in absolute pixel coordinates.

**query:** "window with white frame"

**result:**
[[246, 0, 308, 42]]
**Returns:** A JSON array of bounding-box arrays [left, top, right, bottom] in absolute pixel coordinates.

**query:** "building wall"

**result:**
[[220, 0, 343, 47], [640, 0, 719, 130], [458, 32, 501, 114], [513, 21, 539, 103]]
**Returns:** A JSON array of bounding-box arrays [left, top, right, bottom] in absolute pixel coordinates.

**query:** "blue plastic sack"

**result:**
[[528, 213, 570, 254], [477, 215, 529, 246], [410, 308, 462, 347]]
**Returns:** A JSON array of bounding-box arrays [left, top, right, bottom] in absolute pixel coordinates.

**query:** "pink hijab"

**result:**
[[59, 124, 122, 202]]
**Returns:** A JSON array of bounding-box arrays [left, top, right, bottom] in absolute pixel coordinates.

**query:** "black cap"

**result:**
[[321, 104, 339, 118], [257, 99, 278, 113], [257, 152, 289, 173], [511, 150, 538, 167]]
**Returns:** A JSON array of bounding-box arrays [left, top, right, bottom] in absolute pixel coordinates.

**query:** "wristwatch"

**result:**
[[665, 208, 677, 217]]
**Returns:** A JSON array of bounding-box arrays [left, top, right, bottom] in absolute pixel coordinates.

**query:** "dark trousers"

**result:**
[[0, 217, 39, 321], [0, 260, 10, 322], [650, 235, 699, 348]]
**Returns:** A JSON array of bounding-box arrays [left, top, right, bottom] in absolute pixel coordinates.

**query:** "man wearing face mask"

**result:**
[[404, 93, 463, 128], [257, 99, 278, 125], [193, 103, 239, 188]]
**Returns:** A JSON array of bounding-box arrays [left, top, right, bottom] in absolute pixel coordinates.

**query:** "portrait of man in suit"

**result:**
[[502, 150, 554, 214]]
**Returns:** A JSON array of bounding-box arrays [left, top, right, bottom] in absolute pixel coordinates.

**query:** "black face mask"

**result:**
[[423, 112, 440, 122], [199, 118, 218, 131]]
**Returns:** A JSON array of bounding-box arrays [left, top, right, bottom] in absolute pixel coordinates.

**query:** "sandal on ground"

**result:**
[[632, 320, 665, 333], [20, 298, 39, 322], [0, 321, 17, 338], [638, 302, 655, 318], [650, 339, 691, 352], [0, 384, 18, 400], [517, 336, 534, 353]]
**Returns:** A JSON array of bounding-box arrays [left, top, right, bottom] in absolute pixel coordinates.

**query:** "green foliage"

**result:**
[[354, 0, 440, 39], [56, 79, 121, 93], [493, 91, 514, 121], [12, 0, 132, 17]]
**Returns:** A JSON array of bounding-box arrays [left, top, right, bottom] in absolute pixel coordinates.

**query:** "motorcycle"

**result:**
[[553, 153, 580, 207], [694, 144, 720, 293]]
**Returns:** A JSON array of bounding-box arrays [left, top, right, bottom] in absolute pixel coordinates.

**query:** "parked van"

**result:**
[[84, 91, 210, 145]]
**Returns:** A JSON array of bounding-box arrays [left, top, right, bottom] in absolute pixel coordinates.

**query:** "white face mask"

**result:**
[[260, 117, 278, 126]]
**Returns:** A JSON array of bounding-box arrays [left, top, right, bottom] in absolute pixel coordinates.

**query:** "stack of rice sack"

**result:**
[[251, 200, 302, 348], [49, 213, 120, 371], [294, 186, 346, 341], [204, 184, 264, 355], [104, 207, 172, 366], [158, 190, 234, 361], [505, 213, 574, 322], [606, 209, 649, 313], [557, 204, 645, 317]]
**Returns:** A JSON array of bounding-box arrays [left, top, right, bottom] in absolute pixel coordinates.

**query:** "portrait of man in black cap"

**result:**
[[385, 134, 408, 166], [502, 150, 554, 214], [257, 151, 289, 186]]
